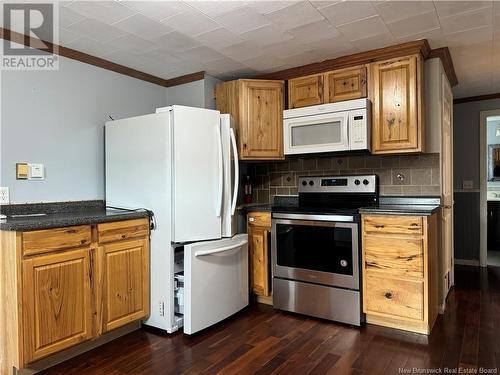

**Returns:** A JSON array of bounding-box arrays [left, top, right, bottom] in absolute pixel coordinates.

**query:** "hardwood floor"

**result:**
[[42, 266, 500, 375]]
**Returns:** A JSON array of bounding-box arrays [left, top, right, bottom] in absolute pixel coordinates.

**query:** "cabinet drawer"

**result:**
[[22, 225, 91, 256], [364, 235, 423, 278], [97, 218, 149, 244], [247, 212, 271, 227], [363, 215, 423, 235], [364, 274, 423, 321]]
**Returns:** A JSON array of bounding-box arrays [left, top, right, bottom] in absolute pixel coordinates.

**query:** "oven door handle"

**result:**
[[273, 218, 358, 229]]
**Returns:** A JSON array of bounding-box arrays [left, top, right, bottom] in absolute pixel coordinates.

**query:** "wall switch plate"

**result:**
[[462, 180, 474, 189], [0, 187, 10, 204], [28, 164, 45, 180]]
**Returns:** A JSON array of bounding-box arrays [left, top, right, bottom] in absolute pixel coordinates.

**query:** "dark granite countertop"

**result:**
[[0, 200, 151, 231], [237, 204, 272, 213], [358, 204, 440, 216], [358, 196, 441, 216]]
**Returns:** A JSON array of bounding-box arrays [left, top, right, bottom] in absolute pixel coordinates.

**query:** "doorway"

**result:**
[[480, 110, 500, 267]]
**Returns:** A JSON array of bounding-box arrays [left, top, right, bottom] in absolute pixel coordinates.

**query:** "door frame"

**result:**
[[480, 109, 500, 267]]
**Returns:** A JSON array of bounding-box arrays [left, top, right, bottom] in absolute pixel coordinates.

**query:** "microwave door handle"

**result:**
[[230, 128, 239, 215], [345, 113, 350, 149]]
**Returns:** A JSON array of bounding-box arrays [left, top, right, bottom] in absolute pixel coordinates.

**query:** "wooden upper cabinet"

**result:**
[[102, 238, 150, 332], [22, 248, 93, 363], [288, 74, 324, 109], [216, 79, 284, 160], [371, 55, 424, 154], [326, 66, 367, 102]]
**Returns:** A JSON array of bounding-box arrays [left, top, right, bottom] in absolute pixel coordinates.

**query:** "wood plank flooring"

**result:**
[[42, 266, 500, 375]]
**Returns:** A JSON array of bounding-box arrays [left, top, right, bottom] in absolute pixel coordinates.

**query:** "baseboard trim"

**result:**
[[454, 259, 480, 266]]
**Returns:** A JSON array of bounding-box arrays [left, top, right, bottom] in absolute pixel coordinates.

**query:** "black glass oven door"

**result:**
[[272, 219, 359, 290]]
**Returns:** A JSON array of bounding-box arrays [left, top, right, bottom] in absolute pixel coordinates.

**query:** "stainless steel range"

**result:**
[[271, 174, 378, 326]]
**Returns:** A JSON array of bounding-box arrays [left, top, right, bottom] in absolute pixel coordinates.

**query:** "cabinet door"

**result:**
[[326, 67, 367, 102], [22, 248, 93, 363], [102, 238, 149, 332], [288, 74, 324, 109], [248, 225, 270, 296], [240, 80, 284, 160], [372, 55, 422, 154]]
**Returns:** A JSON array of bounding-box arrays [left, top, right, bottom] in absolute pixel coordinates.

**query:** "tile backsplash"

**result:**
[[246, 153, 441, 204]]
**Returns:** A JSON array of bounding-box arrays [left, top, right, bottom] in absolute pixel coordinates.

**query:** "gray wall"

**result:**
[[0, 55, 167, 204], [453, 99, 500, 261], [166, 80, 205, 107]]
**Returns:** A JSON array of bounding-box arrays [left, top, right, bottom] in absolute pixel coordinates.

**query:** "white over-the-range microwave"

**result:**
[[283, 98, 371, 155]]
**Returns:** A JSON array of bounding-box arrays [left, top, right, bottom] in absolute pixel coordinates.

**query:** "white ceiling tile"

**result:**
[[374, 1, 436, 23], [239, 24, 294, 47], [214, 6, 272, 34], [494, 13, 500, 31], [386, 11, 440, 38], [58, 27, 81, 45], [66, 1, 136, 24], [152, 31, 202, 51], [66, 36, 117, 57], [219, 41, 264, 61], [161, 9, 220, 36], [203, 58, 250, 75], [286, 20, 341, 44], [309, 1, 343, 10], [193, 28, 244, 49], [303, 35, 355, 58], [440, 7, 493, 35], [434, 1, 492, 18], [180, 45, 225, 62], [58, 6, 86, 28], [265, 2, 325, 30], [242, 54, 287, 71], [319, 1, 377, 26], [143, 48, 183, 65], [281, 49, 327, 67], [217, 68, 260, 80], [445, 26, 494, 47], [185, 1, 246, 17], [66, 19, 125, 43], [351, 32, 396, 51], [113, 14, 171, 40], [260, 39, 308, 57], [122, 1, 191, 22], [246, 1, 301, 14], [337, 16, 389, 41], [108, 34, 157, 53], [395, 27, 447, 49]]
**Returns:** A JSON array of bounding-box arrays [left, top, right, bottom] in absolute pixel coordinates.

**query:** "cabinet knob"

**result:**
[[384, 292, 393, 300], [375, 224, 384, 228]]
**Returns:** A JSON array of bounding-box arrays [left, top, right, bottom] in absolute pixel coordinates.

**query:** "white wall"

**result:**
[[1, 55, 167, 203], [165, 74, 222, 109]]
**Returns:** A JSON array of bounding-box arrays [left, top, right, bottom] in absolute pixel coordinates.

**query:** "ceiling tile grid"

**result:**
[[2, 0, 500, 98]]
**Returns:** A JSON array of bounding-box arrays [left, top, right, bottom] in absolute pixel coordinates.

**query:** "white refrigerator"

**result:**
[[105, 105, 248, 334]]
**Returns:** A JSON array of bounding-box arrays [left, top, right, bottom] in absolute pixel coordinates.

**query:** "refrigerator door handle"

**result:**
[[216, 123, 223, 217], [230, 128, 239, 215], [195, 240, 248, 257]]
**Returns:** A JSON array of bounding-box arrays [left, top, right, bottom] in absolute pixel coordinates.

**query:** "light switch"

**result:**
[[28, 164, 45, 180], [16, 163, 29, 179]]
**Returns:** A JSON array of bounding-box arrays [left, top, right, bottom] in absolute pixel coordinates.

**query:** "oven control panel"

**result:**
[[298, 175, 377, 193]]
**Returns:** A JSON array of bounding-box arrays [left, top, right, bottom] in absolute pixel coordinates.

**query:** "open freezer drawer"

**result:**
[[183, 234, 249, 334]]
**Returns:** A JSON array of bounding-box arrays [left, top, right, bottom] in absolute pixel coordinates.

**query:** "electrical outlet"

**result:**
[[159, 301, 165, 317], [0, 187, 10, 204]]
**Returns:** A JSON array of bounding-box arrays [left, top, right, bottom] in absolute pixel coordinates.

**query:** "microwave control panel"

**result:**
[[349, 108, 370, 151]]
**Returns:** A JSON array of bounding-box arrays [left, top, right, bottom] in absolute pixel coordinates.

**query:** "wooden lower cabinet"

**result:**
[[22, 248, 94, 363], [102, 238, 149, 332], [247, 212, 271, 298], [0, 218, 150, 373], [362, 213, 438, 334]]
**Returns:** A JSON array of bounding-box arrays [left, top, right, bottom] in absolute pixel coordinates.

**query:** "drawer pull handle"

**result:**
[[384, 292, 393, 300], [375, 224, 384, 228]]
